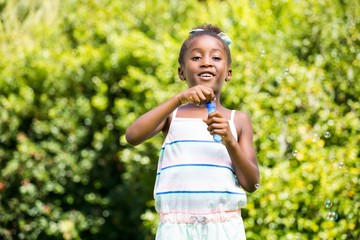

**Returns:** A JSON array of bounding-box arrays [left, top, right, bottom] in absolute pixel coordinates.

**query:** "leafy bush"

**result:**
[[0, 0, 359, 239]]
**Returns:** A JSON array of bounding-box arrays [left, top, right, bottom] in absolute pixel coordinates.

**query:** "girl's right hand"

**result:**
[[177, 85, 215, 105]]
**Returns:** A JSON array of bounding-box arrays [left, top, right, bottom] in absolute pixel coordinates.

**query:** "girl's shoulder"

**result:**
[[232, 110, 253, 139], [219, 106, 249, 121], [234, 110, 251, 121]]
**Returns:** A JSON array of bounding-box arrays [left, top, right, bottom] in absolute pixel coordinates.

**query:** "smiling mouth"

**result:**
[[198, 72, 214, 78]]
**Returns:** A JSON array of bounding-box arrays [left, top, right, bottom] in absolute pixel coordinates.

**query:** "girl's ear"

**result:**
[[178, 66, 186, 81], [225, 68, 232, 82]]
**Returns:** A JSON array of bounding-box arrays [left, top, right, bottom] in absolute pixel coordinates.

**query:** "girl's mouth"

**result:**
[[198, 72, 215, 79]]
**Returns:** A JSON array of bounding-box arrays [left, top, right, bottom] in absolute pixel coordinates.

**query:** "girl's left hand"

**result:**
[[203, 112, 234, 144]]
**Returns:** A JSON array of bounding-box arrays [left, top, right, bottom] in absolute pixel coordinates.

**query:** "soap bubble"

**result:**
[[338, 162, 344, 169], [260, 50, 266, 57], [255, 183, 260, 189], [292, 150, 298, 157], [326, 211, 338, 221], [328, 151, 336, 161], [324, 131, 331, 138], [324, 199, 333, 209], [312, 133, 320, 142], [283, 68, 289, 76]]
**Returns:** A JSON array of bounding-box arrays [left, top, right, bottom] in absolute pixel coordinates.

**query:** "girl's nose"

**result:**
[[201, 57, 212, 67]]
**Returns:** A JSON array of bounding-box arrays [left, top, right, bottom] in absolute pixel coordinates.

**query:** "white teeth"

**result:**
[[200, 73, 212, 77]]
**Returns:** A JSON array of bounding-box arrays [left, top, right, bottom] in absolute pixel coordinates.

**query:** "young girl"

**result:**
[[126, 24, 260, 240]]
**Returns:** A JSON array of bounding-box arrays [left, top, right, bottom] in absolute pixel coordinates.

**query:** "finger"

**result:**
[[194, 90, 208, 105], [208, 121, 225, 130], [197, 86, 214, 103], [204, 89, 214, 102], [191, 94, 201, 104], [210, 126, 228, 138], [208, 112, 223, 120], [205, 91, 215, 102]]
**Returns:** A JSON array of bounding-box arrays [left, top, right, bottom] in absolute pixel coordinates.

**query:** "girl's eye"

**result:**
[[191, 56, 201, 60], [213, 57, 221, 61]]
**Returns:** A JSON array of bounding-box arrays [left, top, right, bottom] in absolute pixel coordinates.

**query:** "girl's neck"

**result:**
[[177, 104, 207, 118]]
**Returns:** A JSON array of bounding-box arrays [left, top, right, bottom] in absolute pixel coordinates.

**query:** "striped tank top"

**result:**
[[154, 108, 247, 215]]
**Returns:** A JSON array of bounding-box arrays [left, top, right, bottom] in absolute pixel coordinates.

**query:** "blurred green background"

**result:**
[[0, 0, 359, 239]]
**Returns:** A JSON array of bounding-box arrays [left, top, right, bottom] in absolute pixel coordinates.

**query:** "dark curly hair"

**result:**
[[178, 24, 232, 66]]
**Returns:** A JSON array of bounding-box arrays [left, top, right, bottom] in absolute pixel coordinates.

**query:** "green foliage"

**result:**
[[0, 0, 359, 239]]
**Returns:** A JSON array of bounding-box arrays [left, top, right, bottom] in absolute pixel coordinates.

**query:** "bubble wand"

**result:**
[[205, 98, 222, 142]]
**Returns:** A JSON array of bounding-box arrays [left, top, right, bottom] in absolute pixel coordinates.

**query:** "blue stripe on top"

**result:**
[[156, 190, 245, 195], [161, 139, 220, 150], [158, 163, 235, 175]]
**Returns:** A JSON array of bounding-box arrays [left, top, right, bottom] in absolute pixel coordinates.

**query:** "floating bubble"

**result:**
[[324, 131, 331, 138], [338, 162, 344, 169], [255, 183, 260, 189], [328, 151, 336, 161], [324, 199, 333, 209], [283, 68, 289, 75], [292, 150, 298, 157], [260, 50, 266, 57], [326, 211, 338, 221], [84, 118, 92, 125], [312, 133, 320, 142]]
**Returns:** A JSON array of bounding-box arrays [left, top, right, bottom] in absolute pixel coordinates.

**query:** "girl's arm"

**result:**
[[204, 111, 260, 192], [125, 95, 180, 146], [226, 112, 259, 192], [126, 85, 214, 146]]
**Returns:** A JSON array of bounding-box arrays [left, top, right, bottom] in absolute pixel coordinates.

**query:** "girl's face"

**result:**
[[178, 35, 232, 92]]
